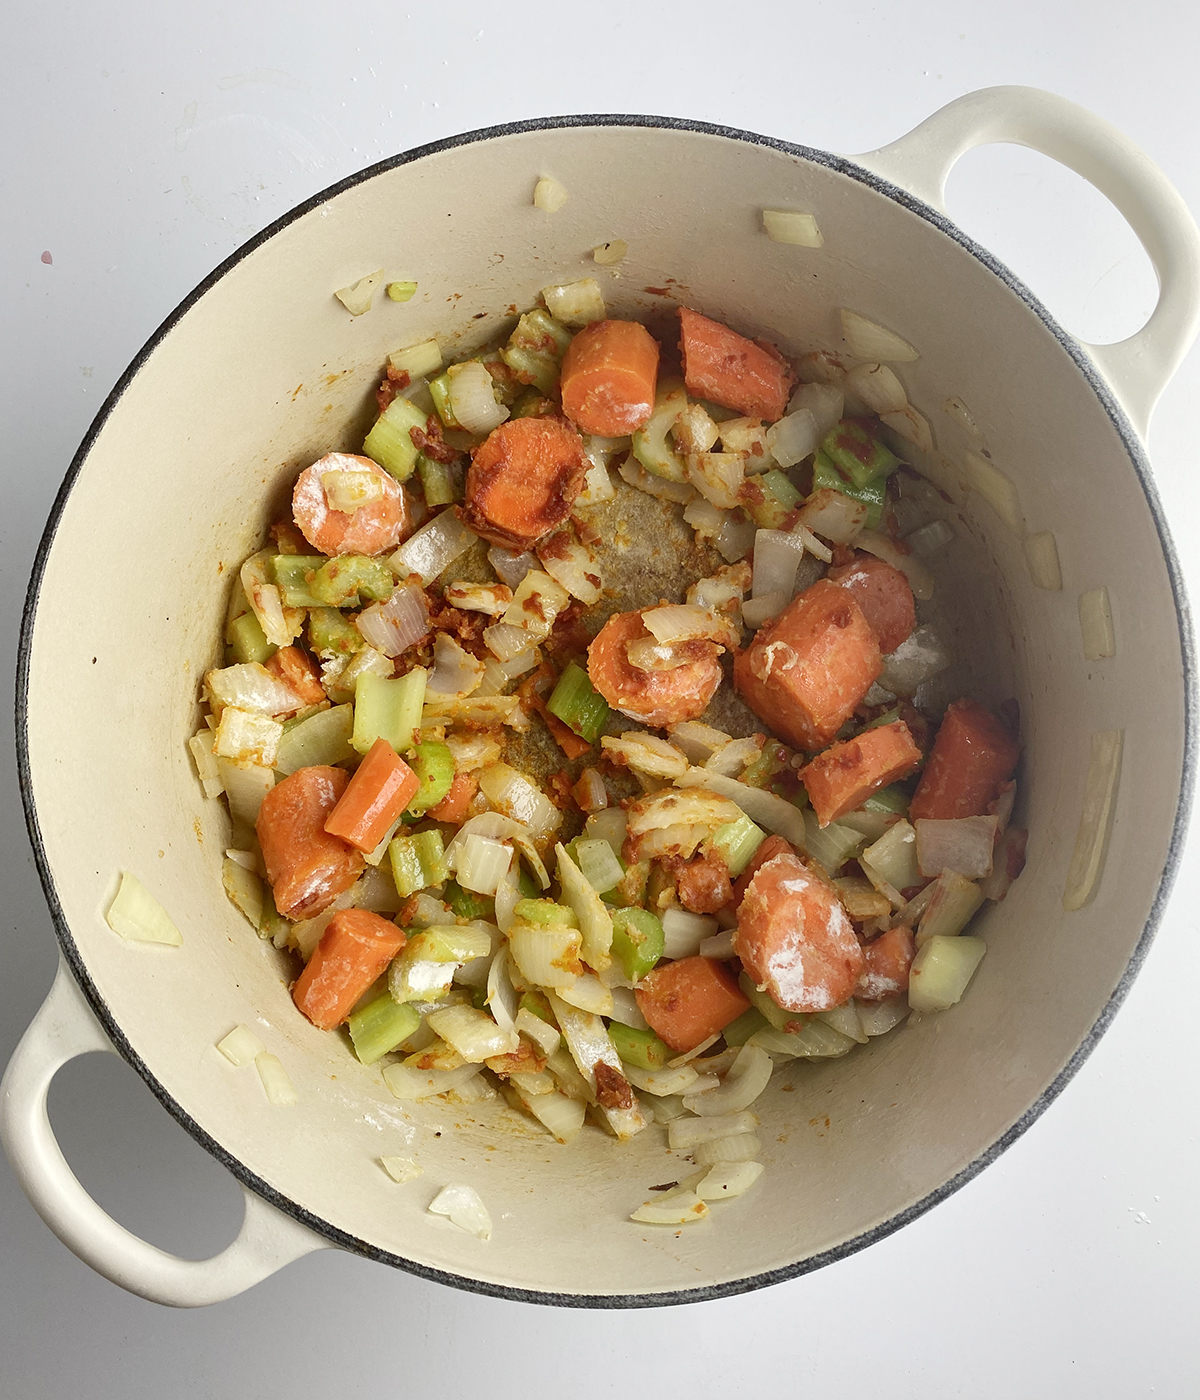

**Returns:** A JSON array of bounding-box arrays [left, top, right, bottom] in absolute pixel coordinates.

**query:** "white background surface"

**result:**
[[3, 3, 1199, 1396]]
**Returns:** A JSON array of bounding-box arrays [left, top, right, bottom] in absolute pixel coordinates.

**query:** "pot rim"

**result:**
[[14, 112, 1198, 1309]]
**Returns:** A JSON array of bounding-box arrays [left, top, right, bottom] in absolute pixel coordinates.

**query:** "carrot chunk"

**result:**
[[256, 766, 364, 920], [856, 925, 916, 1001], [425, 769, 478, 824], [323, 737, 420, 853], [560, 319, 660, 436], [292, 908, 407, 1030], [731, 833, 797, 909], [801, 720, 922, 826], [826, 554, 915, 655], [588, 608, 722, 726], [634, 955, 751, 1053], [733, 579, 882, 751], [461, 417, 587, 550], [909, 699, 1020, 821], [678, 307, 793, 421], [292, 452, 408, 557], [265, 645, 326, 709], [734, 852, 865, 1012]]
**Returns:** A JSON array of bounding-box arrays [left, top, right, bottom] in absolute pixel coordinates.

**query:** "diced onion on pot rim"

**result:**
[[107, 872, 183, 946], [846, 362, 907, 414], [1063, 729, 1123, 912], [380, 1156, 423, 1184], [1025, 531, 1063, 591], [217, 1024, 265, 1066], [683, 1044, 773, 1115], [855, 529, 935, 602], [533, 176, 568, 212], [840, 309, 919, 363], [879, 405, 933, 455], [335, 268, 384, 316], [255, 1052, 298, 1105], [762, 209, 823, 246], [695, 1160, 765, 1200], [592, 239, 628, 266], [1079, 586, 1116, 660], [964, 451, 1024, 534], [428, 1182, 492, 1239]]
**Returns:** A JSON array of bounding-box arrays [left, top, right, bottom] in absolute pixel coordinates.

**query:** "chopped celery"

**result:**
[[740, 470, 802, 529], [416, 454, 460, 507], [410, 925, 493, 962], [722, 1006, 769, 1047], [812, 452, 886, 530], [516, 865, 540, 900], [257, 886, 289, 944], [820, 418, 901, 489], [631, 379, 688, 482], [386, 280, 418, 302], [308, 607, 363, 659], [708, 815, 767, 878], [610, 907, 664, 981], [603, 860, 649, 909], [513, 898, 578, 929], [363, 395, 428, 481], [546, 662, 610, 744], [348, 994, 421, 1065], [737, 972, 796, 1030], [519, 989, 556, 1025], [226, 610, 275, 666], [444, 880, 495, 922], [271, 555, 326, 608], [740, 741, 790, 791], [908, 935, 987, 1013], [499, 344, 560, 396], [275, 704, 355, 774], [352, 669, 427, 755], [802, 811, 864, 873], [310, 555, 394, 609], [610, 1023, 672, 1071], [862, 706, 902, 732], [411, 829, 449, 885], [390, 828, 450, 899], [427, 372, 461, 429], [405, 741, 455, 814], [864, 784, 910, 814], [510, 387, 557, 418]]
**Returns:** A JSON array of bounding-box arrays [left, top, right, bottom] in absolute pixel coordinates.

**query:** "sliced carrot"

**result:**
[[559, 319, 660, 436], [909, 699, 1021, 821], [733, 579, 882, 752], [856, 925, 916, 1001], [731, 833, 797, 909], [588, 608, 722, 726], [461, 417, 588, 550], [256, 766, 365, 920], [826, 554, 915, 655], [323, 737, 420, 853], [292, 452, 408, 557], [733, 852, 865, 1012], [678, 307, 794, 421], [801, 720, 922, 826], [265, 645, 326, 709], [425, 769, 478, 824], [292, 907, 407, 1030], [634, 955, 751, 1053]]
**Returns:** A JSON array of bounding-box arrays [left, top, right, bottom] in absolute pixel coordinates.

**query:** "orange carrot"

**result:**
[[733, 579, 882, 751], [323, 737, 420, 853], [909, 699, 1020, 821], [559, 319, 660, 436], [292, 452, 408, 557], [292, 908, 407, 1030], [541, 708, 594, 759], [634, 955, 751, 1053], [588, 608, 722, 726], [265, 645, 326, 709], [678, 307, 794, 421], [826, 554, 916, 655], [731, 833, 797, 909], [856, 925, 916, 1001], [425, 769, 478, 824], [461, 417, 587, 550], [733, 852, 865, 1012], [257, 766, 365, 920], [800, 720, 922, 826]]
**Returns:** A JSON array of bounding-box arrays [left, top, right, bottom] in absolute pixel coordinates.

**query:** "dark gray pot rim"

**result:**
[[14, 112, 1197, 1310]]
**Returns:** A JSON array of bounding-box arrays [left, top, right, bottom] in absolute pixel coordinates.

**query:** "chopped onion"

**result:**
[[585, 807, 628, 860], [753, 529, 805, 598], [683, 496, 729, 540], [625, 638, 697, 672], [674, 402, 721, 454], [662, 906, 718, 959], [444, 581, 513, 615], [422, 693, 523, 728], [942, 395, 980, 436], [217, 1024, 265, 1066], [593, 239, 628, 266], [607, 986, 649, 1030], [574, 837, 624, 894], [796, 488, 868, 546], [879, 623, 952, 696], [692, 1133, 761, 1167], [478, 762, 561, 837], [792, 522, 832, 564], [221, 856, 264, 928], [555, 973, 615, 1016], [487, 545, 537, 589], [427, 1182, 492, 1240], [106, 872, 183, 946], [206, 662, 303, 717], [356, 582, 430, 657], [854, 529, 935, 601], [444, 811, 528, 869], [447, 360, 509, 435], [668, 1110, 759, 1150], [687, 451, 745, 508], [556, 842, 614, 972], [518, 1087, 587, 1143], [215, 707, 282, 766], [675, 767, 808, 848], [573, 766, 608, 812], [667, 721, 734, 764], [380, 1156, 423, 1184], [501, 569, 570, 641], [699, 929, 737, 959], [334, 268, 384, 316], [621, 1062, 701, 1097], [427, 632, 485, 696], [846, 362, 907, 414], [840, 309, 919, 363], [741, 591, 789, 628], [391, 510, 476, 585], [1063, 728, 1123, 912], [905, 518, 955, 558], [492, 868, 522, 937], [696, 1160, 765, 1201], [618, 457, 698, 505], [1025, 531, 1063, 591], [533, 175, 568, 212], [715, 511, 757, 563], [536, 529, 602, 604], [255, 1052, 298, 1105], [541, 276, 606, 326], [717, 417, 771, 467], [855, 997, 910, 1036], [189, 730, 224, 798], [275, 704, 354, 775], [1080, 586, 1116, 660], [762, 209, 823, 246], [789, 382, 844, 439], [426, 1004, 518, 1062], [880, 405, 934, 455], [547, 994, 647, 1141], [704, 735, 761, 778], [915, 870, 986, 943], [383, 1061, 480, 1101], [642, 604, 737, 649], [682, 1044, 772, 1115], [217, 759, 275, 840], [445, 732, 503, 773], [816, 1001, 868, 1044], [630, 1191, 710, 1226], [964, 450, 1024, 534], [483, 622, 539, 662], [577, 460, 617, 506], [601, 733, 690, 779], [455, 833, 513, 895], [764, 408, 818, 468]]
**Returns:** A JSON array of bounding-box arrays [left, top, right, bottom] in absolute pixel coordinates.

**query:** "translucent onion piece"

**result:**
[[501, 569, 570, 640], [796, 489, 868, 545], [880, 405, 933, 455], [483, 622, 540, 662], [380, 1156, 423, 1184], [478, 762, 561, 837], [752, 529, 805, 599], [217, 1024, 265, 1066], [493, 867, 522, 936], [764, 408, 818, 469], [487, 545, 537, 589], [692, 1133, 761, 1167], [555, 841, 614, 972], [696, 1160, 765, 1200], [573, 766, 608, 812], [447, 360, 509, 435], [916, 871, 985, 944], [444, 581, 513, 615], [189, 730, 224, 798], [427, 1183, 492, 1240], [815, 1000, 867, 1044], [222, 856, 264, 928], [683, 496, 728, 540], [334, 268, 384, 316], [674, 402, 721, 455], [427, 632, 485, 696], [275, 704, 355, 775], [788, 382, 844, 439], [485, 946, 519, 1031], [390, 339, 443, 380], [1080, 586, 1116, 660], [508, 924, 583, 990], [554, 972, 615, 1016], [642, 604, 737, 649], [916, 816, 998, 880], [546, 994, 647, 1141], [444, 811, 527, 870], [668, 721, 734, 764], [255, 1052, 298, 1105], [846, 362, 907, 414], [1025, 531, 1063, 591], [630, 1191, 710, 1226], [426, 1004, 518, 1062], [106, 872, 183, 946], [592, 239, 628, 266], [840, 309, 919, 363], [675, 767, 808, 848], [942, 395, 980, 436], [618, 456, 698, 505], [762, 209, 823, 246], [879, 623, 952, 696], [854, 529, 934, 601], [533, 176, 568, 212], [515, 1007, 561, 1057], [905, 518, 955, 558], [682, 1044, 773, 1115], [215, 707, 282, 767], [686, 451, 745, 509], [536, 529, 602, 604], [741, 591, 789, 628], [356, 583, 431, 657], [205, 662, 301, 718], [662, 906, 719, 959], [855, 996, 910, 1036], [621, 1062, 701, 1096], [391, 510, 476, 585], [1063, 729, 1124, 912], [541, 276, 606, 326], [422, 693, 523, 729], [704, 737, 761, 779], [445, 731, 503, 772], [217, 759, 275, 839], [964, 451, 1024, 534], [607, 985, 649, 1030], [455, 833, 513, 896], [382, 1061, 481, 1101], [699, 929, 737, 959], [577, 461, 617, 506], [667, 1111, 759, 1150], [601, 732, 690, 779]]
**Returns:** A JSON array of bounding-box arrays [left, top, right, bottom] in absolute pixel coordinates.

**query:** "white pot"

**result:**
[[6, 87, 1199, 1307]]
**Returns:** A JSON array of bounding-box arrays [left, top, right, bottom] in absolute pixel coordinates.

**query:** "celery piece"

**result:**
[[386, 280, 418, 302], [610, 907, 664, 982], [352, 669, 426, 756], [740, 742, 790, 791], [510, 307, 573, 359], [722, 1006, 770, 1047], [499, 344, 560, 396], [708, 815, 766, 878], [348, 994, 421, 1065], [631, 380, 688, 482], [812, 452, 886, 530], [226, 610, 275, 666], [310, 555, 395, 609], [411, 829, 449, 886], [802, 811, 864, 873], [516, 865, 540, 900], [410, 925, 493, 962], [405, 741, 455, 814], [417, 454, 460, 507], [864, 783, 910, 815], [510, 387, 557, 419], [546, 662, 610, 744], [862, 706, 902, 732], [427, 372, 461, 429], [276, 704, 355, 774], [271, 555, 326, 608], [513, 898, 579, 929], [444, 880, 495, 922], [603, 860, 649, 910], [389, 836, 424, 899], [908, 935, 987, 1013], [740, 470, 802, 529], [736, 972, 796, 1031], [610, 1023, 672, 1071], [308, 607, 363, 659], [257, 886, 290, 944], [363, 395, 428, 481], [519, 989, 556, 1025], [821, 419, 901, 489]]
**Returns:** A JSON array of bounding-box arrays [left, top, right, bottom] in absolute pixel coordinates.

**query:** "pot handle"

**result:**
[[850, 85, 1200, 437], [0, 957, 331, 1307]]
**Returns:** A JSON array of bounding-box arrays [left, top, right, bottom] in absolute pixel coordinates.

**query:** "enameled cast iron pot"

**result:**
[[6, 86, 1199, 1308]]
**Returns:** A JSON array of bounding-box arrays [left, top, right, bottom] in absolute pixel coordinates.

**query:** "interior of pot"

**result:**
[[20, 120, 1188, 1301]]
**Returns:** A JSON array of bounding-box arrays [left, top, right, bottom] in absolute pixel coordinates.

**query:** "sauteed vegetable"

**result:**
[[193, 281, 1025, 1220]]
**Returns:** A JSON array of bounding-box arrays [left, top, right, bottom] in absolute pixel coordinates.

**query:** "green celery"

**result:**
[[405, 741, 455, 814], [708, 815, 766, 878], [257, 886, 289, 944], [363, 395, 428, 481], [546, 662, 610, 744], [602, 860, 649, 909], [740, 469, 802, 529], [610, 907, 664, 981], [271, 554, 326, 608], [499, 344, 560, 396], [722, 1006, 769, 1047], [416, 454, 460, 507], [427, 372, 461, 429], [307, 607, 363, 659], [351, 668, 427, 755], [510, 387, 556, 419], [862, 706, 902, 732], [516, 865, 540, 900], [630, 379, 687, 481], [609, 1023, 672, 1071], [820, 418, 901, 489], [864, 783, 910, 815], [740, 741, 790, 791], [410, 829, 449, 885], [812, 451, 886, 530], [409, 925, 493, 962], [348, 994, 421, 1065], [226, 610, 274, 665], [444, 880, 495, 922], [510, 307, 572, 358], [513, 898, 578, 929], [802, 811, 865, 873], [518, 989, 556, 1025], [309, 555, 394, 609], [737, 972, 796, 1031], [385, 280, 417, 302], [388, 835, 424, 898]]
